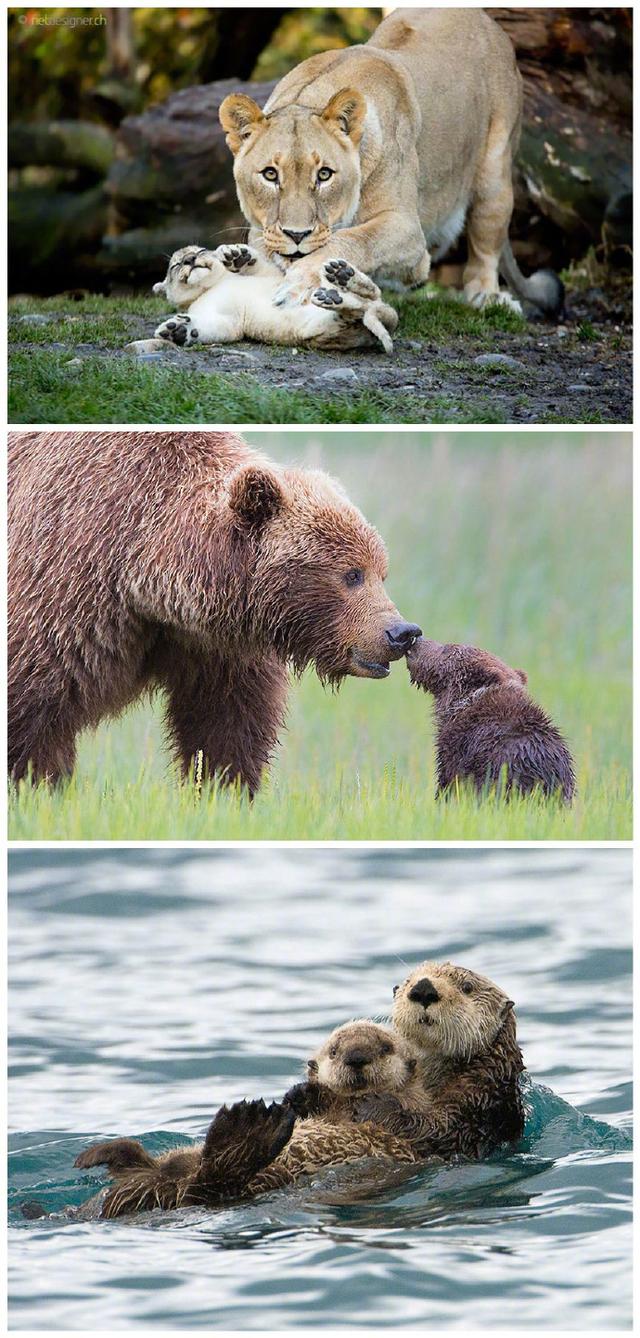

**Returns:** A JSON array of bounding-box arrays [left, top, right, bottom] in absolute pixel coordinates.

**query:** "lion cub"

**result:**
[[148, 243, 398, 353]]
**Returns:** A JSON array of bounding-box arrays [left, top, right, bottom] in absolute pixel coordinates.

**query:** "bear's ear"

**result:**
[[219, 94, 265, 153], [307, 1058, 319, 1080], [516, 669, 528, 685], [228, 465, 284, 531], [321, 88, 366, 145]]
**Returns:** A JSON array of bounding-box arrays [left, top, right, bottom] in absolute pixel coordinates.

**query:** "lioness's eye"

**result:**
[[317, 167, 334, 182], [344, 568, 365, 588], [261, 167, 279, 182]]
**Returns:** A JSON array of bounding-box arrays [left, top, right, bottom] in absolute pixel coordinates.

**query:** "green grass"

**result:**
[[8, 288, 532, 424], [9, 433, 632, 841]]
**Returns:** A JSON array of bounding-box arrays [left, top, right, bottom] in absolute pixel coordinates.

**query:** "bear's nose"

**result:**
[[408, 978, 440, 1008], [385, 622, 423, 652], [282, 228, 312, 245], [344, 1049, 371, 1068]]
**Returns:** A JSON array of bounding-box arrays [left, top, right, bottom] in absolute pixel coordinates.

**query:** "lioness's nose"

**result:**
[[385, 622, 422, 652], [282, 228, 312, 245], [408, 978, 440, 1007], [344, 1049, 370, 1068]]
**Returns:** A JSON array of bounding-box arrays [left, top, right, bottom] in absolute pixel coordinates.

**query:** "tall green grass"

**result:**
[[9, 433, 631, 840]]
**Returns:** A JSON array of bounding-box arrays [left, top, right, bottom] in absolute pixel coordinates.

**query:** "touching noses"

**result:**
[[282, 228, 313, 245], [386, 622, 423, 653], [408, 978, 441, 1007]]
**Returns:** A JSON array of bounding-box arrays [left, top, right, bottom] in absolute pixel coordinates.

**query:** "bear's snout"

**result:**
[[385, 622, 422, 654]]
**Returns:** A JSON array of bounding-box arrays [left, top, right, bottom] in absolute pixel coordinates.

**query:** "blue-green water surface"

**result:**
[[8, 847, 632, 1329]]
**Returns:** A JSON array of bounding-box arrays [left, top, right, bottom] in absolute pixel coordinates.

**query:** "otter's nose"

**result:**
[[282, 228, 312, 245], [385, 622, 423, 653], [408, 978, 440, 1008], [344, 1048, 371, 1069]]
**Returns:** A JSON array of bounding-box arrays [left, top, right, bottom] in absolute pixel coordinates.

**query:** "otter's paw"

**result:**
[[283, 1081, 334, 1119], [203, 1098, 295, 1166], [351, 1093, 405, 1125], [322, 260, 380, 301], [74, 1138, 154, 1173], [217, 244, 258, 273], [154, 315, 200, 347]]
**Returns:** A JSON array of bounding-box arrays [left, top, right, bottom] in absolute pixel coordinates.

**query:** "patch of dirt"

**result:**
[[11, 289, 632, 423]]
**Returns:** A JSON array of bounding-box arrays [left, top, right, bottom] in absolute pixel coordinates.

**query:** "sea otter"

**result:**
[[349, 961, 525, 1159], [71, 1022, 423, 1219]]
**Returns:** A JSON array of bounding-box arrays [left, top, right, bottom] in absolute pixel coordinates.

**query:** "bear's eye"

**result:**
[[261, 166, 279, 182], [344, 568, 365, 588], [317, 166, 335, 183], [461, 981, 474, 995]]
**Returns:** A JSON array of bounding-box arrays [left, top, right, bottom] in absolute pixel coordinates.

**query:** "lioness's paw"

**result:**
[[217, 244, 258, 272], [465, 286, 523, 316], [154, 315, 200, 347], [321, 260, 380, 301]]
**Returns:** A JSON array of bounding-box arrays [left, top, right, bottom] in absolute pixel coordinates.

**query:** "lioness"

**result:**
[[219, 8, 562, 317]]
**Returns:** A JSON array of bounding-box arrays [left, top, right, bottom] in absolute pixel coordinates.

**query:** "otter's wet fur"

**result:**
[[72, 1023, 422, 1218], [407, 638, 575, 802], [353, 961, 525, 1160]]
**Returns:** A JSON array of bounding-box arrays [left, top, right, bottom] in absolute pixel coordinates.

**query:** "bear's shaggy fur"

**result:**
[[407, 638, 575, 802], [9, 430, 419, 792]]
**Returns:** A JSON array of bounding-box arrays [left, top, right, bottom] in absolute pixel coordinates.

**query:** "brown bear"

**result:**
[[406, 638, 575, 802], [8, 431, 421, 793]]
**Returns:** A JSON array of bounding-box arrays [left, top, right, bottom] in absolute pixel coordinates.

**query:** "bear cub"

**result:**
[[407, 638, 575, 802]]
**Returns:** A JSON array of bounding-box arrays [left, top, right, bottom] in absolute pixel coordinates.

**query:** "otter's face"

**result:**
[[310, 1021, 417, 1095], [219, 91, 365, 263], [228, 463, 421, 683], [406, 638, 528, 699], [393, 961, 515, 1062]]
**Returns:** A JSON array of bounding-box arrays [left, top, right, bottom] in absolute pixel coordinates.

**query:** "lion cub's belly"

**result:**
[[187, 273, 331, 342]]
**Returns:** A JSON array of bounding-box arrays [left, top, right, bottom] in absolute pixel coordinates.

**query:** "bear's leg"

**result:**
[[9, 709, 77, 785], [164, 653, 288, 796]]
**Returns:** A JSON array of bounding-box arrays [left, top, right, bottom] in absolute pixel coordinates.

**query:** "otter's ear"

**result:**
[[321, 88, 366, 145], [501, 999, 515, 1019], [407, 1057, 417, 1075], [392, 984, 400, 997], [307, 1058, 319, 1079], [228, 465, 283, 531], [219, 94, 265, 153], [516, 669, 528, 686]]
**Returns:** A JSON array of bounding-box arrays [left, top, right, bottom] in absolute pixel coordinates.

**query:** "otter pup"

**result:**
[[72, 1022, 422, 1219], [406, 637, 575, 801], [352, 961, 525, 1160]]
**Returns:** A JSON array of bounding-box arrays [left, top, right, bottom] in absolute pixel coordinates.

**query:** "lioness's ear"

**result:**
[[516, 669, 528, 686], [219, 94, 265, 153], [307, 1058, 319, 1079], [321, 88, 366, 145], [228, 465, 283, 530]]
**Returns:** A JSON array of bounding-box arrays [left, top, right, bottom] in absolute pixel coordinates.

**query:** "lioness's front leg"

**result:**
[[273, 212, 429, 307]]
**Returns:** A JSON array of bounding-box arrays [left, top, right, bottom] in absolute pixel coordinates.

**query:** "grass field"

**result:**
[[9, 432, 631, 841]]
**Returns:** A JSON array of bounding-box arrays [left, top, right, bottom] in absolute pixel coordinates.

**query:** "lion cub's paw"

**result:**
[[321, 260, 380, 301], [312, 286, 345, 309], [154, 314, 200, 347], [217, 244, 258, 273]]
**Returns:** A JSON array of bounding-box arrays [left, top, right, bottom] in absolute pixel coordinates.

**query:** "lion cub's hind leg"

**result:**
[[463, 121, 523, 315], [311, 260, 398, 353]]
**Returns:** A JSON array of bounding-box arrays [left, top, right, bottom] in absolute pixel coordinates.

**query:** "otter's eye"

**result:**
[[461, 981, 474, 995], [328, 1046, 337, 1059], [344, 568, 365, 588], [261, 167, 279, 182], [381, 1042, 393, 1055], [317, 166, 334, 183]]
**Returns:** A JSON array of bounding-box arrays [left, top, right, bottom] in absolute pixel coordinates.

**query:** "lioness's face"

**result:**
[[220, 90, 366, 261]]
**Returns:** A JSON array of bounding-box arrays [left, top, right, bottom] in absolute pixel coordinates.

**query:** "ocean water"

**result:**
[[8, 847, 632, 1330]]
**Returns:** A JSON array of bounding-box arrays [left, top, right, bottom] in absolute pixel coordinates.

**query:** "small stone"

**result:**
[[125, 338, 179, 356], [557, 327, 569, 338], [319, 367, 359, 383], [474, 353, 524, 370], [65, 358, 84, 369], [567, 384, 591, 392], [18, 313, 53, 325]]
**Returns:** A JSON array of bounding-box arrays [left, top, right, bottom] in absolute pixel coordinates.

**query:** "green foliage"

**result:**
[[9, 433, 631, 841], [254, 7, 381, 79]]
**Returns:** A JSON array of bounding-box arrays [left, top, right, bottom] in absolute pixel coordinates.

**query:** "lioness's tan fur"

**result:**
[[220, 8, 561, 316]]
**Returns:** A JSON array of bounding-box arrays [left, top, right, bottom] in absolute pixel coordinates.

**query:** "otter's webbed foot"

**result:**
[[155, 314, 200, 347], [216, 244, 259, 273], [74, 1138, 156, 1174], [194, 1098, 295, 1203], [282, 1080, 335, 1119]]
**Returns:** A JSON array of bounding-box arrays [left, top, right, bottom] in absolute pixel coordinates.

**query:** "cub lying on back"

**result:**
[[71, 1022, 422, 1219], [146, 243, 398, 353]]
